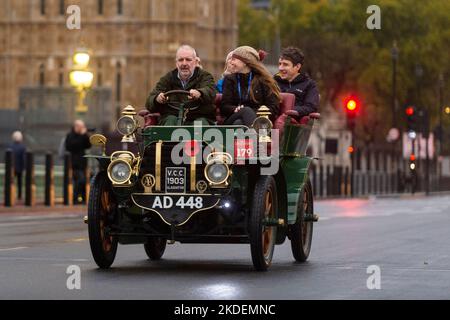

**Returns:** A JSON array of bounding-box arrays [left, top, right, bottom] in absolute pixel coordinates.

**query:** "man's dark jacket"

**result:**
[[145, 67, 217, 122], [65, 131, 91, 170], [274, 73, 319, 118]]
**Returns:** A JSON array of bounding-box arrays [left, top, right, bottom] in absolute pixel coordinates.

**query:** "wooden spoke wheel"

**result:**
[[249, 176, 278, 271], [290, 179, 314, 262], [88, 172, 118, 269]]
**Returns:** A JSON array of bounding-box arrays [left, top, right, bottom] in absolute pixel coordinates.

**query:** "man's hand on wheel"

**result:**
[[188, 89, 201, 100], [156, 92, 167, 104]]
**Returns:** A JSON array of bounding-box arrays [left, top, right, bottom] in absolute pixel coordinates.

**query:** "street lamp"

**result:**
[[70, 49, 94, 114]]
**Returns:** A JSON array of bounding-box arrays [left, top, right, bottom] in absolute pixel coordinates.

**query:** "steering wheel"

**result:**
[[164, 90, 199, 112]]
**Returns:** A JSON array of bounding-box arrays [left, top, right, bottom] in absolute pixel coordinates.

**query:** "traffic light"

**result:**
[[409, 154, 416, 171], [405, 105, 420, 133], [344, 96, 360, 130]]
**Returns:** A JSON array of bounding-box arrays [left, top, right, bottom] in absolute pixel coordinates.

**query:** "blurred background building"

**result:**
[[0, 0, 238, 154]]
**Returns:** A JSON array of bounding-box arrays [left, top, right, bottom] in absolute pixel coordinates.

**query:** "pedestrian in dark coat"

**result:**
[[8, 131, 26, 200], [65, 120, 91, 204]]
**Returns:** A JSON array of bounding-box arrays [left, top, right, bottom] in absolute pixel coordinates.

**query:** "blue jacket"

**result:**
[[216, 77, 225, 94]]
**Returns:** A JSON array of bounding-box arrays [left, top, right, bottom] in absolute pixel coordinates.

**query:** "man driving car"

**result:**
[[145, 45, 217, 125]]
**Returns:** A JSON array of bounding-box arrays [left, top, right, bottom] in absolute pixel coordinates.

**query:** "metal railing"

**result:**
[[1, 150, 91, 207]]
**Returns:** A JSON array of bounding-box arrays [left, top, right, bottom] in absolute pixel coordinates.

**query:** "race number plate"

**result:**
[[234, 139, 256, 163], [165, 167, 186, 193]]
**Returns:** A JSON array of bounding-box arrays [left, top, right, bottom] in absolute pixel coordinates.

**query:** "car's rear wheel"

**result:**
[[144, 237, 167, 260], [249, 176, 277, 271], [290, 178, 313, 262], [88, 172, 118, 269]]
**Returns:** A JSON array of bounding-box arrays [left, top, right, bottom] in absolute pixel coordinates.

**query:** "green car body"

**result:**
[[86, 103, 318, 270]]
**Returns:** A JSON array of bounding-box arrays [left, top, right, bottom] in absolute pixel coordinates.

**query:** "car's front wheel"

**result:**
[[249, 176, 278, 271], [144, 237, 167, 260], [88, 172, 118, 269]]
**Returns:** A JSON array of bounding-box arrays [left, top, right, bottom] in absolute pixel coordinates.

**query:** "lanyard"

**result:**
[[237, 72, 252, 104]]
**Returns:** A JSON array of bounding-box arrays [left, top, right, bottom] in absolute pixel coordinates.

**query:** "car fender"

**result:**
[[280, 156, 314, 225], [84, 155, 111, 171]]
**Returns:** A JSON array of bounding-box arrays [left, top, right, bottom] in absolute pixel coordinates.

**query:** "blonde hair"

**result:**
[[246, 60, 281, 103]]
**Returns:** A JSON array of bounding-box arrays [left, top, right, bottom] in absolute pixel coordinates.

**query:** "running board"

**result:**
[[304, 214, 319, 222]]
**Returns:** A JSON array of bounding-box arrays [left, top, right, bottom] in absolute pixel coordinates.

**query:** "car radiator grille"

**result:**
[[140, 142, 208, 193]]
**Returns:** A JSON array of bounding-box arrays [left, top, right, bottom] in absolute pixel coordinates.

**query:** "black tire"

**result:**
[[249, 176, 278, 271], [88, 172, 118, 269], [290, 178, 314, 262], [144, 237, 167, 260]]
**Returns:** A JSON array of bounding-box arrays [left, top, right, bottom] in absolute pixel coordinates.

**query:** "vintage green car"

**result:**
[[85, 90, 320, 271]]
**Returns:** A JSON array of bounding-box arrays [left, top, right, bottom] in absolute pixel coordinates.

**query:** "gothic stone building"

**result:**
[[0, 0, 237, 152]]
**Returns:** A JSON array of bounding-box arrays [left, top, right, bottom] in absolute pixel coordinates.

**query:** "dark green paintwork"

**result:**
[[281, 156, 313, 224], [90, 117, 316, 226]]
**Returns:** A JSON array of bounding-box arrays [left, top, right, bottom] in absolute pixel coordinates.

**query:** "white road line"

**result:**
[[0, 247, 28, 252], [0, 257, 87, 262]]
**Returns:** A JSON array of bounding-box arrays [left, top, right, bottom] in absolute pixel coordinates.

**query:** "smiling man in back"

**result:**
[[274, 46, 319, 119]]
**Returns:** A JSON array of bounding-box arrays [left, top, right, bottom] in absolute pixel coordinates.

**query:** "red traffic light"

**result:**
[[346, 100, 357, 111], [406, 106, 415, 116], [348, 146, 355, 153], [410, 154, 416, 161], [344, 96, 360, 114]]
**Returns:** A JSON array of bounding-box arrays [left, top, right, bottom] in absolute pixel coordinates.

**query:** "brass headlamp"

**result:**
[[252, 105, 273, 143], [107, 151, 140, 186], [204, 152, 232, 188], [117, 105, 138, 143]]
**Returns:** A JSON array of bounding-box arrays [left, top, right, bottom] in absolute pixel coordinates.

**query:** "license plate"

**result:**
[[165, 167, 186, 193], [148, 195, 205, 210]]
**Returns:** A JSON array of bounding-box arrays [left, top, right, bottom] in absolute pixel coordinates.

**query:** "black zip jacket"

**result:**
[[221, 73, 280, 120], [274, 73, 319, 117]]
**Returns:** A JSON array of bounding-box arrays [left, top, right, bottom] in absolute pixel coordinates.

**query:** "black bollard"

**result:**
[[326, 166, 331, 197], [319, 165, 324, 197], [311, 165, 317, 196], [25, 152, 35, 207], [344, 167, 349, 196], [337, 166, 343, 196], [4, 149, 15, 207], [45, 153, 54, 206], [63, 153, 73, 205]]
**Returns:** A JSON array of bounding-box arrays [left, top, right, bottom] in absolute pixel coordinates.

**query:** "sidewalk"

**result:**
[[0, 203, 86, 216], [314, 190, 450, 202]]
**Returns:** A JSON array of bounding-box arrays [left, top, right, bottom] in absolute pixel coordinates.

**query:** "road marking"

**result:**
[[0, 257, 87, 262], [0, 247, 28, 252], [64, 238, 87, 243]]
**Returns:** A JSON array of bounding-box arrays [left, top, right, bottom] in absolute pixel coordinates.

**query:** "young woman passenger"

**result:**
[[220, 46, 281, 126]]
